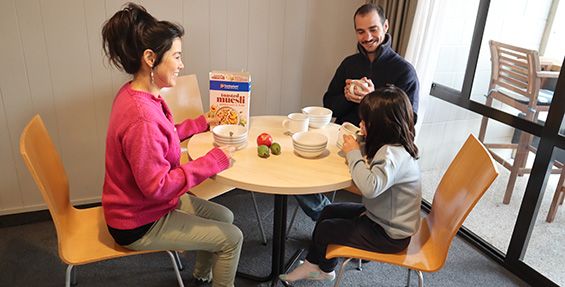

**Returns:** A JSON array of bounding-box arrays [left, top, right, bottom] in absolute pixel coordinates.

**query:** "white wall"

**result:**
[[0, 0, 364, 215]]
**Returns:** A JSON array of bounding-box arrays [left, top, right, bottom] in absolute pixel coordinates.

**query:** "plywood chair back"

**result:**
[[326, 135, 499, 286], [160, 75, 235, 200], [19, 115, 184, 287], [161, 74, 204, 123]]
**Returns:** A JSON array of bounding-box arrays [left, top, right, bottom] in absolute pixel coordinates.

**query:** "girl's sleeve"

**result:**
[[123, 120, 229, 201], [345, 148, 399, 199], [175, 115, 209, 141]]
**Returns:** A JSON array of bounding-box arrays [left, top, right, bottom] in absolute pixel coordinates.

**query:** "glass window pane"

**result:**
[[523, 146, 565, 286], [470, 0, 560, 125], [431, 0, 480, 89]]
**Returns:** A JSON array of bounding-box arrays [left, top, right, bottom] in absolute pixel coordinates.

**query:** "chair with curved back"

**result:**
[[478, 40, 560, 205], [19, 115, 184, 287], [160, 74, 267, 244], [326, 134, 499, 287]]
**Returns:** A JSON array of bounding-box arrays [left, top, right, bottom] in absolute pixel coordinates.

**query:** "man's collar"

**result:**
[[357, 33, 392, 61]]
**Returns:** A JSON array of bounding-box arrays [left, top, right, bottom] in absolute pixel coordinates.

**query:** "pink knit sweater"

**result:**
[[103, 83, 230, 229]]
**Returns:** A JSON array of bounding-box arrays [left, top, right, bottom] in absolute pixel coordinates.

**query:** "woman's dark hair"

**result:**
[[359, 85, 418, 159], [101, 2, 184, 74]]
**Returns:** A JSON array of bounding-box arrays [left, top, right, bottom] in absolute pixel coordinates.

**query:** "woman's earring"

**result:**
[[150, 70, 154, 84]]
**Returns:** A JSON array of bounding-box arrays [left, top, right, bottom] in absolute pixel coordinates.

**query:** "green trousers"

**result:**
[[126, 194, 243, 287]]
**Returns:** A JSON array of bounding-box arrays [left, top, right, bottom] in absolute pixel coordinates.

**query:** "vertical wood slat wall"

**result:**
[[0, 0, 362, 215]]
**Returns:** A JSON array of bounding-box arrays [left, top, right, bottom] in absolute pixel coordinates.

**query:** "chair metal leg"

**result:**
[[356, 259, 362, 271], [417, 270, 424, 287], [250, 192, 267, 245], [285, 205, 300, 239], [65, 265, 76, 287], [166, 251, 185, 287], [173, 251, 184, 271], [333, 258, 352, 287], [406, 269, 411, 287]]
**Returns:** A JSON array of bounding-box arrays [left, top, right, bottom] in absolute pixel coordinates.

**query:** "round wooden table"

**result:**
[[187, 115, 353, 283]]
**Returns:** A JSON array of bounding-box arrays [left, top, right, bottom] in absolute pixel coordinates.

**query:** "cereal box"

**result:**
[[209, 71, 251, 128]]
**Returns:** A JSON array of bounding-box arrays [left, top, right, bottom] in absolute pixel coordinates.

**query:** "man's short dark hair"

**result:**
[[354, 3, 386, 25]]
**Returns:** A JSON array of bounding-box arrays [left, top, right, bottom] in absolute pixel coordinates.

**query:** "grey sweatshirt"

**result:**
[[346, 144, 421, 239]]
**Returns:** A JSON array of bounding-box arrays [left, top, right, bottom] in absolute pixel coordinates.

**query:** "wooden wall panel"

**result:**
[[0, 88, 23, 211], [210, 0, 228, 71], [0, 0, 40, 210], [247, 0, 269, 116], [40, 0, 100, 200], [184, 0, 212, 108], [280, 0, 308, 114], [266, 0, 286, 116], [226, 0, 249, 72]]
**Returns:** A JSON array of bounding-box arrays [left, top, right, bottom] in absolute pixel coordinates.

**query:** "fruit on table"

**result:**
[[257, 132, 273, 147], [257, 145, 270, 158], [270, 142, 281, 155]]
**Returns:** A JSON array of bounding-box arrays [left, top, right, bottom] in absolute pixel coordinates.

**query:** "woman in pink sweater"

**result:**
[[101, 3, 242, 286]]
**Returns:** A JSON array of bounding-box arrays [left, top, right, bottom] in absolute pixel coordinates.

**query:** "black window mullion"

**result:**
[[460, 0, 491, 98]]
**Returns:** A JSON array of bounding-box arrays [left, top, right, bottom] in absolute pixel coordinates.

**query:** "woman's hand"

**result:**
[[341, 134, 360, 154], [205, 111, 219, 126]]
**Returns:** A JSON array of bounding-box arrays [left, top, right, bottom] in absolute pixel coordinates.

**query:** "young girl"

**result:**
[[101, 3, 242, 286], [280, 85, 421, 283]]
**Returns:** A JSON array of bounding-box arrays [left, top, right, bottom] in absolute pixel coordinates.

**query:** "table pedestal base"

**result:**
[[236, 195, 305, 286]]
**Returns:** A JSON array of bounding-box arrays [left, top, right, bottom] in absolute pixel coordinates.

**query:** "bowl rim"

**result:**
[[301, 106, 333, 116], [212, 124, 248, 137], [292, 131, 328, 146]]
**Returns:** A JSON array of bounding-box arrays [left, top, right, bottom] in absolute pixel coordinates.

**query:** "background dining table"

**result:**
[[187, 115, 353, 285]]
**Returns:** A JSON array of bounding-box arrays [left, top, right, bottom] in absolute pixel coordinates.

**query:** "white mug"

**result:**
[[348, 79, 369, 95], [282, 113, 309, 134], [336, 122, 362, 149]]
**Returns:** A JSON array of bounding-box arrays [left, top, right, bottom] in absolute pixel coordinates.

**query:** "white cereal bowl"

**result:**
[[294, 147, 325, 158], [292, 131, 328, 147], [212, 125, 248, 139], [302, 106, 333, 117]]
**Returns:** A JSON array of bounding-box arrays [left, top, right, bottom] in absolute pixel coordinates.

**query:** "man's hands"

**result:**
[[344, 77, 374, 103]]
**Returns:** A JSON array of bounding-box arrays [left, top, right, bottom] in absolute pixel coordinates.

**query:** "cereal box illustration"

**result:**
[[209, 71, 251, 128]]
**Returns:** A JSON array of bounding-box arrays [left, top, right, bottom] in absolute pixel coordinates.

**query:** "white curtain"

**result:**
[[404, 0, 449, 137]]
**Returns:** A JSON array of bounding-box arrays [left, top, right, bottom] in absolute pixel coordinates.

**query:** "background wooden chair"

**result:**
[[326, 135, 499, 287], [160, 74, 267, 244], [547, 174, 564, 222], [478, 40, 560, 204], [19, 115, 184, 287]]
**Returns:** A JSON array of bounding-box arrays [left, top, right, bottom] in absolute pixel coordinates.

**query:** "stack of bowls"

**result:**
[[212, 125, 248, 149], [292, 131, 328, 158], [302, 106, 333, 128]]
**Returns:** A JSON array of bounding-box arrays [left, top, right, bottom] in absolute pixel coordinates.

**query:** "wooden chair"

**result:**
[[19, 115, 184, 287], [478, 40, 560, 204], [326, 135, 499, 287], [547, 171, 565, 222], [160, 74, 267, 244]]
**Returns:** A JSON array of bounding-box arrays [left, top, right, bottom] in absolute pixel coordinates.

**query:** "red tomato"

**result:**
[[257, 132, 273, 147]]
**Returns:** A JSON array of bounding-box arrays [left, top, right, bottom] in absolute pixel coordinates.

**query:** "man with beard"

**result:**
[[295, 3, 420, 222]]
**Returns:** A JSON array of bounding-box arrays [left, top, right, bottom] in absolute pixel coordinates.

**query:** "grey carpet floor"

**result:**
[[0, 189, 528, 287]]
